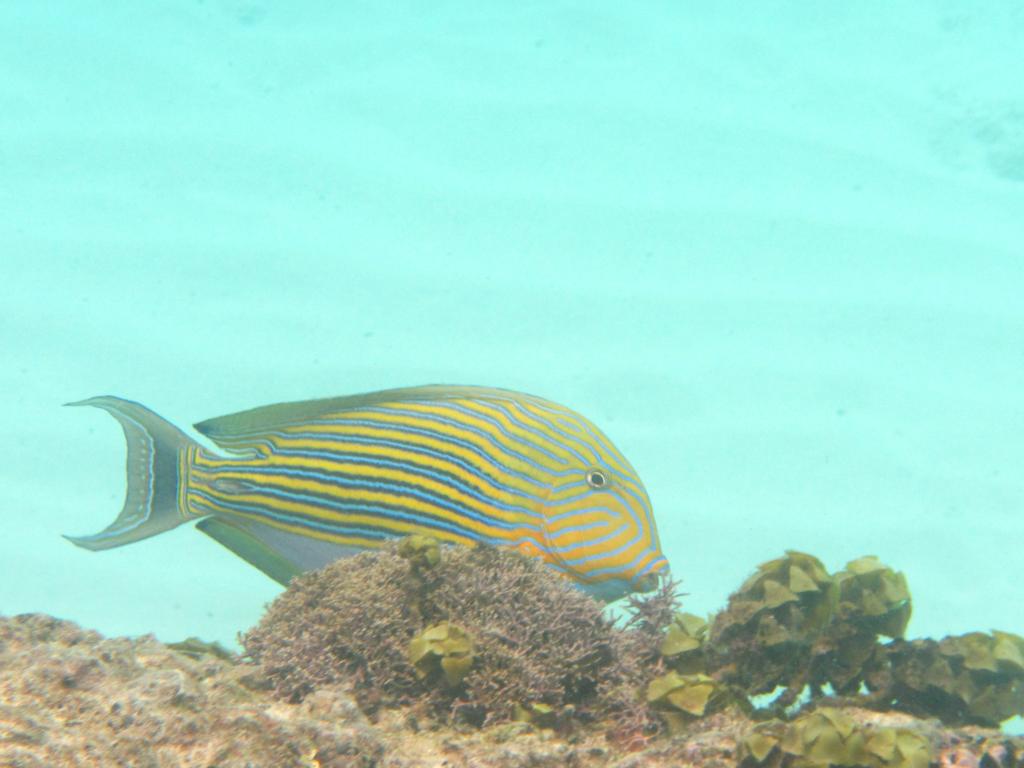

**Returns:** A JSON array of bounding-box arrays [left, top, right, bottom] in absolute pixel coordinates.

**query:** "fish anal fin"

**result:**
[[196, 517, 366, 585], [196, 518, 303, 586]]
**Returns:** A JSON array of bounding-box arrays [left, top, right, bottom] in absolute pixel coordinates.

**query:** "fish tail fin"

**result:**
[[64, 396, 199, 551]]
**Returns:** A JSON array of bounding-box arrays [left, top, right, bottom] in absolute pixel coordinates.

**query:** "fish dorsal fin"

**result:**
[[193, 385, 539, 449]]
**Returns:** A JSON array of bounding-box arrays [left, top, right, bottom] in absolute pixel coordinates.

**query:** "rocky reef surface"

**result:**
[[3, 543, 1022, 767], [0, 612, 1017, 768]]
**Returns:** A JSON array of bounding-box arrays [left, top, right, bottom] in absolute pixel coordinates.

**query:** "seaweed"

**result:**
[[704, 552, 1023, 728], [645, 671, 735, 734], [243, 539, 1024, 738], [739, 709, 931, 768], [407, 621, 475, 687], [865, 631, 1024, 727], [705, 551, 838, 709]]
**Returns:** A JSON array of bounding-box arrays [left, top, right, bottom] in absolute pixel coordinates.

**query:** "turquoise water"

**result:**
[[2, 0, 1022, 727]]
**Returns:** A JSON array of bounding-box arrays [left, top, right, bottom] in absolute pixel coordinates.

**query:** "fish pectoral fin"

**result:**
[[196, 518, 304, 586]]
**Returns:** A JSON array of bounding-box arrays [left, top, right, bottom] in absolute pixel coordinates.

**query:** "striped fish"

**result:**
[[66, 385, 669, 600]]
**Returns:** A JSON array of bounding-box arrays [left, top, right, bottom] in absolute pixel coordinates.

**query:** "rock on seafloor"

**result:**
[[1, 613, 1021, 768], [0, 614, 382, 768]]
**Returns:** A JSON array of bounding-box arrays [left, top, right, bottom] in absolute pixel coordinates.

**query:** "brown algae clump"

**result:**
[[408, 621, 475, 686], [704, 552, 1024, 728], [873, 631, 1024, 727], [243, 540, 655, 729], [706, 550, 837, 705], [645, 671, 735, 734], [808, 556, 912, 698], [738, 709, 932, 768]]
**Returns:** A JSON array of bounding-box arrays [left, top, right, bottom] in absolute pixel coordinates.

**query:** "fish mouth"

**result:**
[[632, 573, 661, 594], [636, 555, 673, 591]]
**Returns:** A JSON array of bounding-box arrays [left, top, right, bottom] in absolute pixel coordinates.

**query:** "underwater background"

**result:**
[[2, 0, 1022, 728]]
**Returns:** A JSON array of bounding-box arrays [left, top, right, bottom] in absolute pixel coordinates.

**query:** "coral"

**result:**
[[242, 543, 421, 708], [243, 541, 658, 730], [623, 575, 685, 642]]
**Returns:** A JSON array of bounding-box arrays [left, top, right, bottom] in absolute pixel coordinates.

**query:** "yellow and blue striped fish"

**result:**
[[67, 385, 669, 600]]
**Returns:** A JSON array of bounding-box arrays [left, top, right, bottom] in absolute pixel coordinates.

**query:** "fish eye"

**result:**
[[586, 469, 608, 488]]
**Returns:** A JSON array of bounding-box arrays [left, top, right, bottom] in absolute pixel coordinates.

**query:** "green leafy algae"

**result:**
[[740, 710, 931, 768], [645, 671, 733, 733], [808, 557, 911, 697], [397, 535, 441, 570], [408, 621, 475, 687], [659, 612, 708, 674], [877, 630, 1024, 726], [706, 551, 838, 701]]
